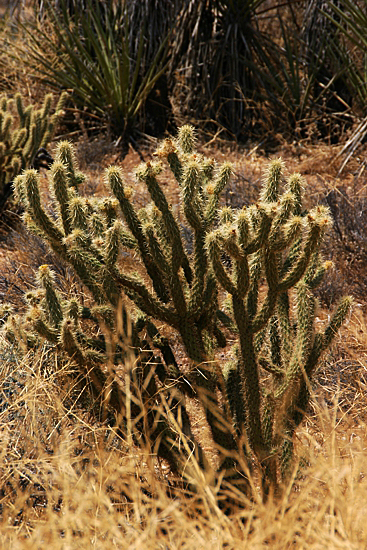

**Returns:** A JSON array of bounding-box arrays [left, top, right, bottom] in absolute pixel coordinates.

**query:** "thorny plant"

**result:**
[[2, 125, 352, 506]]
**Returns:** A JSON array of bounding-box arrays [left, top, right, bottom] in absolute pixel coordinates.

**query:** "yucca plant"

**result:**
[[261, 12, 347, 139], [320, 0, 367, 163], [322, 0, 367, 105], [4, 126, 352, 506], [170, 0, 355, 141], [170, 0, 283, 139], [16, 0, 171, 138]]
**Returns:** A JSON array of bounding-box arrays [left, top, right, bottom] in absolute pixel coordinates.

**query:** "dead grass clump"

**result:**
[[0, 319, 367, 548]]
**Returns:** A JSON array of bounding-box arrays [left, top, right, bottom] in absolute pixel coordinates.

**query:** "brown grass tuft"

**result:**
[[1, 327, 367, 548]]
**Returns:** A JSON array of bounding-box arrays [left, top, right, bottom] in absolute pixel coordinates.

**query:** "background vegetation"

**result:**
[[0, 0, 367, 548], [1, 0, 366, 147]]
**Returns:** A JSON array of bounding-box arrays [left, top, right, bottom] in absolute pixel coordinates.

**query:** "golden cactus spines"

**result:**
[[261, 157, 284, 203], [177, 124, 196, 154]]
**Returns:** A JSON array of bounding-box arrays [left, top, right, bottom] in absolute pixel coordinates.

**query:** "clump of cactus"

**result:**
[[3, 126, 352, 504], [0, 91, 67, 213]]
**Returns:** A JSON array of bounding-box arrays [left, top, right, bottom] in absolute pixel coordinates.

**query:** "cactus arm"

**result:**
[[155, 137, 184, 184], [105, 222, 121, 269], [276, 291, 293, 365], [234, 256, 250, 300], [182, 160, 203, 231], [232, 295, 265, 456], [206, 232, 238, 296], [244, 206, 273, 255], [137, 163, 193, 285], [11, 127, 28, 150], [273, 215, 303, 253], [279, 296, 352, 479], [143, 222, 188, 313], [251, 291, 278, 335], [68, 196, 89, 231], [98, 197, 118, 228], [268, 191, 294, 248], [268, 316, 282, 369], [305, 295, 353, 376], [27, 306, 59, 343], [54, 140, 85, 189], [237, 209, 250, 249], [306, 260, 333, 289], [188, 230, 208, 314], [196, 271, 220, 334], [279, 223, 322, 291], [63, 248, 105, 304], [112, 268, 178, 326], [143, 223, 169, 272], [280, 235, 303, 278], [37, 265, 64, 328], [23, 169, 66, 244], [274, 283, 314, 400], [247, 251, 262, 321], [251, 248, 279, 334], [216, 309, 237, 332], [177, 124, 196, 154], [51, 161, 72, 235], [280, 205, 332, 290], [204, 162, 232, 227], [260, 158, 284, 203], [167, 150, 183, 184], [223, 360, 247, 435], [286, 173, 303, 216], [296, 281, 315, 365], [107, 166, 170, 303]]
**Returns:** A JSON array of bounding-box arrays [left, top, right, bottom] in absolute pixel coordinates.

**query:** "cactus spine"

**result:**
[[5, 127, 351, 503]]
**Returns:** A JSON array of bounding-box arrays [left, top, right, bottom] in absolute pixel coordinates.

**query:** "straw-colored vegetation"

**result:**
[[1, 1, 367, 548], [1, 319, 367, 548]]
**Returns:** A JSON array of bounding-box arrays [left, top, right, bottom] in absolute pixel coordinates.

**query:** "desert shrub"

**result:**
[[2, 126, 351, 507]]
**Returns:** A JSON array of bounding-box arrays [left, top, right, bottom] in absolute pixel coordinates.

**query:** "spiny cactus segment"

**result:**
[[0, 92, 67, 213]]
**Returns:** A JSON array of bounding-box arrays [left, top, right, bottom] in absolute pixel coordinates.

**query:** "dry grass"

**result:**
[[0, 333, 367, 549]]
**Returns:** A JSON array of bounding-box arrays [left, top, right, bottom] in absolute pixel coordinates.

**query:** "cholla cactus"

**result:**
[[6, 127, 352, 503], [0, 92, 67, 212]]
